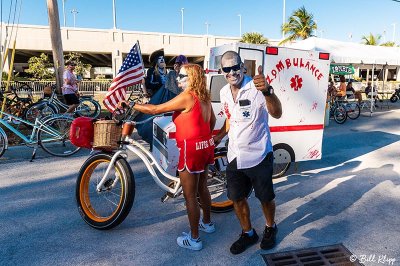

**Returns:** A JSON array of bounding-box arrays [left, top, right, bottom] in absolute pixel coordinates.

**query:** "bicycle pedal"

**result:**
[[161, 192, 175, 203]]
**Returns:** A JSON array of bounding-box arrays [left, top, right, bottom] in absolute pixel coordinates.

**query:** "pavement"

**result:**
[[1, 104, 400, 266]]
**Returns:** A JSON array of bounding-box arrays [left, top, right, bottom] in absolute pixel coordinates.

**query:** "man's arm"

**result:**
[[253, 65, 282, 119], [213, 118, 229, 146], [264, 93, 282, 119]]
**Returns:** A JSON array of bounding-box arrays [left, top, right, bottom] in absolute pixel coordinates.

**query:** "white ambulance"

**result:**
[[152, 42, 330, 178]]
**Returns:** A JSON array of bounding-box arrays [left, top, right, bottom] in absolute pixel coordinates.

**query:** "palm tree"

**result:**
[[361, 33, 381, 45], [279, 6, 317, 45], [240, 32, 269, 44]]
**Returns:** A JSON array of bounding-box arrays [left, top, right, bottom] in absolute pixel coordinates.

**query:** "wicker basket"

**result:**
[[93, 120, 122, 150]]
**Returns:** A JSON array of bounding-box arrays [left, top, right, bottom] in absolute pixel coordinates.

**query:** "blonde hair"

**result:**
[[183, 64, 210, 102]]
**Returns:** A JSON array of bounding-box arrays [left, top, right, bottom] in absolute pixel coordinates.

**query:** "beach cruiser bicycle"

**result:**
[[0, 110, 80, 160], [75, 108, 232, 230], [25, 85, 101, 124]]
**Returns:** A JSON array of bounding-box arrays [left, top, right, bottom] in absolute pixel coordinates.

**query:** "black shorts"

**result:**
[[64, 93, 80, 105], [226, 152, 275, 202]]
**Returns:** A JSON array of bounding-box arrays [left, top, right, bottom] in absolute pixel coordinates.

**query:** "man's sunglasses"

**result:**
[[221, 63, 241, 73], [177, 74, 188, 79]]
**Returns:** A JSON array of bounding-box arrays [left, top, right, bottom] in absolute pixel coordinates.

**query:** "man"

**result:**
[[165, 54, 188, 96], [63, 61, 80, 113], [213, 51, 282, 255]]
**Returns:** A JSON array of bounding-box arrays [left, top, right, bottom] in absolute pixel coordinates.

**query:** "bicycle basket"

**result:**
[[93, 120, 122, 150]]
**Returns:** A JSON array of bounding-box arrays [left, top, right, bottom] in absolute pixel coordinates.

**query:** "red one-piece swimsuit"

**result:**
[[172, 92, 214, 173]]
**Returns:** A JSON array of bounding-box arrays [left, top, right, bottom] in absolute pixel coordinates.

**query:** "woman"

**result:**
[[63, 61, 80, 113], [145, 49, 167, 97], [336, 75, 346, 99], [130, 64, 216, 251]]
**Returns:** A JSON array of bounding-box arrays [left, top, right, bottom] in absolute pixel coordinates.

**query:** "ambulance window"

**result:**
[[210, 75, 227, 102], [243, 60, 256, 77], [215, 55, 222, 69]]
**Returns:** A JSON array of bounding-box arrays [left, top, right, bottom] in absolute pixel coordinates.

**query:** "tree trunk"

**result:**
[[47, 0, 64, 94]]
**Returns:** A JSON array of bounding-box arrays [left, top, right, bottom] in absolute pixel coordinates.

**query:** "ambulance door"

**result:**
[[238, 48, 264, 78], [209, 74, 228, 147]]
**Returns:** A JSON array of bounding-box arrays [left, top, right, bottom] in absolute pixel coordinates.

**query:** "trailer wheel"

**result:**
[[273, 143, 295, 179]]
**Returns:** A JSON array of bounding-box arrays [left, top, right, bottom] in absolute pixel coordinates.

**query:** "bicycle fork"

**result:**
[[96, 150, 125, 192]]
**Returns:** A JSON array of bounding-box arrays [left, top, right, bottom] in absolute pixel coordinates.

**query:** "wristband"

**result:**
[[262, 85, 274, 96]]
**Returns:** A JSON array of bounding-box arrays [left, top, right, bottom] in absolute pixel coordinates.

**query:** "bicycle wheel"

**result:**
[[346, 102, 360, 120], [76, 99, 101, 118], [76, 153, 134, 230], [24, 101, 58, 124], [334, 105, 347, 124], [0, 130, 6, 158], [206, 149, 233, 213], [38, 116, 81, 157]]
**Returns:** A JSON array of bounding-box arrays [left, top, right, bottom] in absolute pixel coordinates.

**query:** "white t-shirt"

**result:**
[[63, 70, 78, 95], [219, 75, 273, 169]]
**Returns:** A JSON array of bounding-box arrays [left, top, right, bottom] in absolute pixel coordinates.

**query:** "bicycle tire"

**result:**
[[347, 102, 360, 120], [0, 129, 6, 158], [24, 101, 58, 124], [76, 153, 135, 230], [390, 95, 398, 103], [76, 99, 101, 118], [205, 149, 233, 213], [38, 116, 81, 157], [334, 105, 347, 124]]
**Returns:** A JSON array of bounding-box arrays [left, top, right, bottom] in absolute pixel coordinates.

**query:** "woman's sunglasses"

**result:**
[[221, 63, 241, 73], [177, 74, 188, 79]]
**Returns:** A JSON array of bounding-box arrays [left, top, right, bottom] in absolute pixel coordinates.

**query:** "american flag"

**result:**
[[103, 42, 144, 113]]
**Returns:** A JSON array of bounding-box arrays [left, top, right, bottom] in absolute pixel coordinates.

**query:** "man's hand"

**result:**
[[253, 65, 269, 91]]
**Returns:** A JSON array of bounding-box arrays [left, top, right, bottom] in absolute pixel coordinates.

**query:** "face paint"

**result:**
[[221, 57, 244, 87], [177, 68, 189, 90], [157, 56, 166, 68]]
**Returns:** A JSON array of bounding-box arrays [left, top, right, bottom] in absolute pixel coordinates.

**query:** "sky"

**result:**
[[2, 0, 400, 44]]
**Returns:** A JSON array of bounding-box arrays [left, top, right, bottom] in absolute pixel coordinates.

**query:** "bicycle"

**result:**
[[0, 110, 81, 160], [25, 85, 101, 123], [75, 113, 232, 230], [330, 98, 360, 124]]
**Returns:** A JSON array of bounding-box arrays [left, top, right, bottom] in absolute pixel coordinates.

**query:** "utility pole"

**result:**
[[46, 0, 64, 94], [112, 0, 117, 29], [71, 8, 79, 28], [181, 8, 184, 34]]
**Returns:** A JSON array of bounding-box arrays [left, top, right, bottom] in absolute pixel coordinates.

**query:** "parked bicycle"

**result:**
[[330, 98, 360, 124], [25, 85, 101, 123], [0, 110, 80, 160], [75, 111, 232, 230], [390, 85, 400, 103]]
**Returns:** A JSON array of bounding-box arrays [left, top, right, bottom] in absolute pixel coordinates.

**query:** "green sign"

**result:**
[[330, 64, 355, 75]]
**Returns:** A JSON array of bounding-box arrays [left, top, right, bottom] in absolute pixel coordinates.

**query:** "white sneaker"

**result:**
[[177, 232, 202, 251], [199, 219, 216, 233]]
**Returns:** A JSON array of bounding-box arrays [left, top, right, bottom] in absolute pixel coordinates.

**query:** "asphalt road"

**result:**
[[1, 106, 400, 266]]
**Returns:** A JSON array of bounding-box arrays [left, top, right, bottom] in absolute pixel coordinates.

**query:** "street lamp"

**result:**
[[205, 22, 210, 35], [181, 8, 184, 34], [238, 14, 242, 37], [71, 8, 79, 28], [282, 0, 286, 39], [62, 0, 66, 27], [112, 0, 117, 29]]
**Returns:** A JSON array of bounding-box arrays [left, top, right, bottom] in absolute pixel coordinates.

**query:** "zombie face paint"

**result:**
[[221, 57, 244, 87], [157, 56, 166, 68], [177, 67, 189, 90]]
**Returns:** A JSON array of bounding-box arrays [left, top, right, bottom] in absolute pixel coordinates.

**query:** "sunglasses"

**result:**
[[177, 74, 188, 79], [221, 63, 241, 73]]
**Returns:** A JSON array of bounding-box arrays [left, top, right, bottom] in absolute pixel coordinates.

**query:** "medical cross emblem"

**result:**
[[242, 111, 250, 117]]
